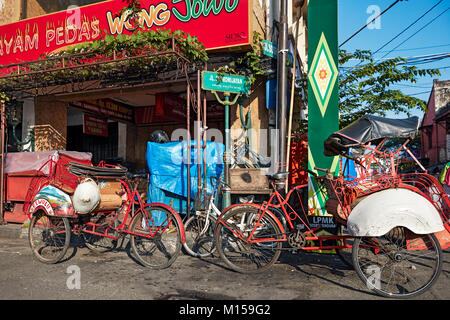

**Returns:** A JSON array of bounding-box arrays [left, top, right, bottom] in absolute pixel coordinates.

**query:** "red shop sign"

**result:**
[[83, 114, 108, 137], [0, 0, 251, 67], [71, 99, 134, 122], [135, 92, 186, 124]]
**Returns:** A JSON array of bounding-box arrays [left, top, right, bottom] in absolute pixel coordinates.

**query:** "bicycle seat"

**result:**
[[268, 172, 289, 180], [128, 172, 148, 179], [68, 162, 128, 179]]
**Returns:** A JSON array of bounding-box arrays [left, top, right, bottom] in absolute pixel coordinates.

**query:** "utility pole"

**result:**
[[0, 102, 5, 224], [276, 0, 289, 176]]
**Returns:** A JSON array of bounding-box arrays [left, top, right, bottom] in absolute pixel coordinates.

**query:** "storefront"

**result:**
[[0, 0, 260, 158]]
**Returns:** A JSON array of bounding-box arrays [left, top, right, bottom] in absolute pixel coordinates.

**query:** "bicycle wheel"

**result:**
[[82, 216, 120, 253], [352, 227, 442, 298], [28, 211, 71, 264], [183, 214, 216, 258], [129, 205, 182, 269], [214, 206, 282, 274], [335, 223, 355, 269]]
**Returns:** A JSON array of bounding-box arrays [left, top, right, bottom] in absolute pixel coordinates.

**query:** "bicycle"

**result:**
[[183, 176, 224, 258]]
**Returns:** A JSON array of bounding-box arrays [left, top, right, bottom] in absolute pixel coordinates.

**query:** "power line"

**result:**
[[349, 51, 450, 61], [400, 53, 450, 66], [339, 0, 402, 48], [392, 83, 432, 89], [408, 90, 433, 96], [380, 6, 450, 59], [372, 0, 443, 56], [340, 52, 450, 69], [376, 43, 450, 53]]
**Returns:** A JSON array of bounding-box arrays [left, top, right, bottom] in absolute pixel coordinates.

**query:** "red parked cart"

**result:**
[[2, 151, 92, 223]]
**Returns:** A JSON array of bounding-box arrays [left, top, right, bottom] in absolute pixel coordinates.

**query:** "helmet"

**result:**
[[149, 130, 169, 143]]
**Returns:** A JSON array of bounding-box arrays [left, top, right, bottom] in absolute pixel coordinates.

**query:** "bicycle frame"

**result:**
[[220, 181, 354, 251], [80, 178, 183, 241]]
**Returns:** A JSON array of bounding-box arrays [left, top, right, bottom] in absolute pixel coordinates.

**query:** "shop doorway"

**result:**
[[67, 108, 118, 165]]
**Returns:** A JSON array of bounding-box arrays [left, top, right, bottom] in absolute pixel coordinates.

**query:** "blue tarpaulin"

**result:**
[[146, 140, 224, 223]]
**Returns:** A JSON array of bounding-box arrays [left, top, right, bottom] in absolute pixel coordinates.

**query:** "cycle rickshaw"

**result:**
[[24, 157, 185, 269], [213, 115, 450, 298]]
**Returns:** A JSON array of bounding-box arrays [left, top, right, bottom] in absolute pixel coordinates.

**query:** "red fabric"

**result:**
[[289, 134, 308, 187]]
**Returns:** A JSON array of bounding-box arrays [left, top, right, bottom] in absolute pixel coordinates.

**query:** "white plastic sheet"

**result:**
[[4, 151, 92, 175]]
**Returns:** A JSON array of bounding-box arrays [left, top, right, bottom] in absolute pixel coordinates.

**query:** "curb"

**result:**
[[0, 223, 28, 240]]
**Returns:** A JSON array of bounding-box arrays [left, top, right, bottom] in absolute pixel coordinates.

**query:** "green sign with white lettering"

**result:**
[[201, 71, 250, 94], [262, 40, 294, 65], [263, 40, 278, 59]]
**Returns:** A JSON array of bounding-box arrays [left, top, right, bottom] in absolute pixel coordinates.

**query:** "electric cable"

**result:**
[[372, 0, 443, 56], [339, 0, 402, 48], [380, 5, 450, 59]]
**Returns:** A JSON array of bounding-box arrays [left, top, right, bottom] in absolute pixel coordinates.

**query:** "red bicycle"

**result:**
[[213, 170, 352, 274]]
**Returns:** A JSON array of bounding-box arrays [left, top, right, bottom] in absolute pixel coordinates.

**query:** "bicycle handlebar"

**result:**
[[314, 167, 331, 174], [210, 176, 230, 190], [127, 172, 148, 179]]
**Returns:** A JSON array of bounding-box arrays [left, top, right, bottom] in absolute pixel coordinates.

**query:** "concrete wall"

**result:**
[[34, 96, 67, 151], [0, 0, 21, 25]]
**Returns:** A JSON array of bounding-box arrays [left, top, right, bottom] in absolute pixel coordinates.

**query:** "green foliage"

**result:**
[[118, 0, 143, 30], [338, 49, 440, 128], [0, 28, 208, 92], [215, 31, 266, 94], [0, 91, 9, 104], [63, 28, 208, 63]]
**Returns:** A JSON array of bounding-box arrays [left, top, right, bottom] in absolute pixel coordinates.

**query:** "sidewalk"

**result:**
[[0, 223, 28, 240]]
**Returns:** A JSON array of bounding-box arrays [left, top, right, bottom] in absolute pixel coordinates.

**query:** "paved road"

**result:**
[[0, 232, 448, 301]]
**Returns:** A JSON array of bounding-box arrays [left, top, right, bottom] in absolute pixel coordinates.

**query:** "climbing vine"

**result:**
[[215, 31, 266, 95]]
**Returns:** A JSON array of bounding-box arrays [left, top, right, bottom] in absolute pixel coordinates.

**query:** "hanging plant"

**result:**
[[214, 31, 266, 95], [0, 92, 9, 104], [118, 0, 143, 31], [0, 26, 208, 93]]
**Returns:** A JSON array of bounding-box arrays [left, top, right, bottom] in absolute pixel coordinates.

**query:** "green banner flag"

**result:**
[[307, 0, 339, 215]]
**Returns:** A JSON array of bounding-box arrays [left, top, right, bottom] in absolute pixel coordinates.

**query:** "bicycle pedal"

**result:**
[[99, 221, 111, 228]]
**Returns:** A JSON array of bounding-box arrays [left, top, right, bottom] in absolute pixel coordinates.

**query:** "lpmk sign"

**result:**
[[0, 0, 251, 66]]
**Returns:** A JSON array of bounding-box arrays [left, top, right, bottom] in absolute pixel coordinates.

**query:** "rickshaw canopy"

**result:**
[[324, 115, 420, 156]]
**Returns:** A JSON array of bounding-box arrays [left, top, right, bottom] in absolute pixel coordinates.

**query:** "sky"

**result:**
[[338, 0, 450, 119]]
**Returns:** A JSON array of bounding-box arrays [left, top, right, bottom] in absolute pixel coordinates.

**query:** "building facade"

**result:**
[[421, 79, 450, 167], [1, 0, 308, 169]]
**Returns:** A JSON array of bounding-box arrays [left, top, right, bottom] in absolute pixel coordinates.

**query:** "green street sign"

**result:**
[[262, 39, 294, 65], [263, 40, 277, 59], [201, 71, 250, 94]]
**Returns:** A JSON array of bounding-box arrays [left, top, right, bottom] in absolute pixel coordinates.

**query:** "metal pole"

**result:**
[[277, 0, 289, 175], [222, 93, 231, 209], [186, 79, 191, 218], [285, 1, 303, 192], [202, 64, 207, 198], [197, 70, 202, 199], [0, 102, 5, 224]]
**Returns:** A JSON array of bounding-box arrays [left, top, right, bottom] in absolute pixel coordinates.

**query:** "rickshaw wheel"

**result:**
[[352, 228, 442, 298], [28, 210, 71, 264], [214, 206, 282, 274], [335, 223, 354, 269], [129, 205, 182, 269]]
